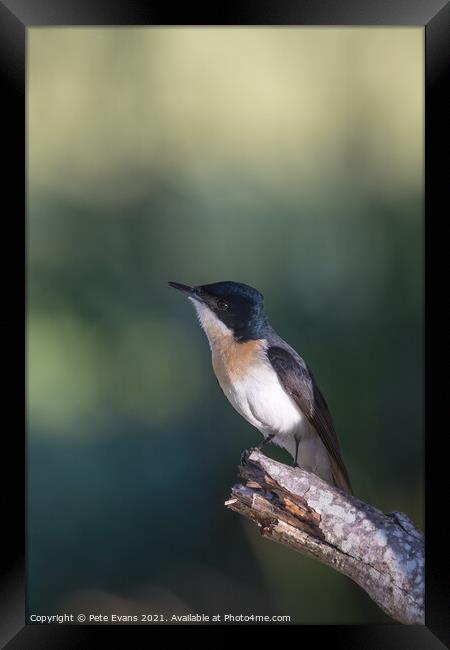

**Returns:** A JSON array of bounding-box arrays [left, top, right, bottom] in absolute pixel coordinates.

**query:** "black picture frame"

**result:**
[[2, 0, 448, 647]]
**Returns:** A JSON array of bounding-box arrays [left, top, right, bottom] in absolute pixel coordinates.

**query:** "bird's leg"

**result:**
[[293, 437, 301, 468], [241, 434, 275, 465], [256, 433, 275, 450]]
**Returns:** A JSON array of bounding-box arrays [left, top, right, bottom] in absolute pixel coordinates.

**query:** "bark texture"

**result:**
[[225, 450, 424, 624]]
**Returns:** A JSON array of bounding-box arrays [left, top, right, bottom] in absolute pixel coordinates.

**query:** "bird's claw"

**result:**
[[240, 446, 259, 465]]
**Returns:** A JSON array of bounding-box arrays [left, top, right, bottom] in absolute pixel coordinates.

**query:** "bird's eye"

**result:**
[[216, 299, 229, 311]]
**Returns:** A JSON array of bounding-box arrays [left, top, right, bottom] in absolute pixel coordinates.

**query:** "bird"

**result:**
[[168, 280, 353, 494]]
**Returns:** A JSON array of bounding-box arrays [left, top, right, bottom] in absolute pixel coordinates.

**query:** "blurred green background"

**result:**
[[27, 27, 423, 623]]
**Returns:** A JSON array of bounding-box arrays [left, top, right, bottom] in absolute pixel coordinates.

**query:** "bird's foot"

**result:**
[[241, 435, 275, 465], [292, 462, 300, 469], [240, 447, 259, 465]]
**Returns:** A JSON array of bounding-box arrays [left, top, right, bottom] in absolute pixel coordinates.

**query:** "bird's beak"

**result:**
[[168, 281, 194, 295], [168, 281, 204, 302]]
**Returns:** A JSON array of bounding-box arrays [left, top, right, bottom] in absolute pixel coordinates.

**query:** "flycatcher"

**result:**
[[169, 280, 352, 494]]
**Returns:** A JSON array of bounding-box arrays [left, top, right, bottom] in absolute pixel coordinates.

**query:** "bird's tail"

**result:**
[[281, 436, 353, 495], [331, 459, 353, 495]]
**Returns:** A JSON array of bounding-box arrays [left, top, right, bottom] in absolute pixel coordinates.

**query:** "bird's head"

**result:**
[[169, 280, 268, 342]]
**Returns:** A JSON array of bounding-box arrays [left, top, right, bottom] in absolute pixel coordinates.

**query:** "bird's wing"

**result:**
[[266, 345, 353, 494]]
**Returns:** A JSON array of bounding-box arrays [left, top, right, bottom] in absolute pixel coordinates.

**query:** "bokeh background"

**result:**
[[27, 27, 423, 623]]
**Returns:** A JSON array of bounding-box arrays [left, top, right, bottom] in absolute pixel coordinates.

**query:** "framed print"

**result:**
[[1, 0, 448, 647]]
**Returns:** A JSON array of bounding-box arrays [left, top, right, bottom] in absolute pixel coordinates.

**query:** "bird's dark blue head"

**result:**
[[169, 280, 269, 341]]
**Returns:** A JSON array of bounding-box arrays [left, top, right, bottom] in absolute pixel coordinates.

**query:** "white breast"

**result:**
[[219, 353, 305, 438]]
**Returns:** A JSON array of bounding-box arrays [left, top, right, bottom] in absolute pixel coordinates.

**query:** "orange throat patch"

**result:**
[[212, 336, 267, 385], [190, 297, 267, 385]]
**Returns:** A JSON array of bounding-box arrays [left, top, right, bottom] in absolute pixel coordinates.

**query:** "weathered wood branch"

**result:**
[[225, 450, 424, 624]]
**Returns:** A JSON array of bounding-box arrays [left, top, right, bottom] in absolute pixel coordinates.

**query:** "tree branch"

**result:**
[[225, 450, 424, 624]]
